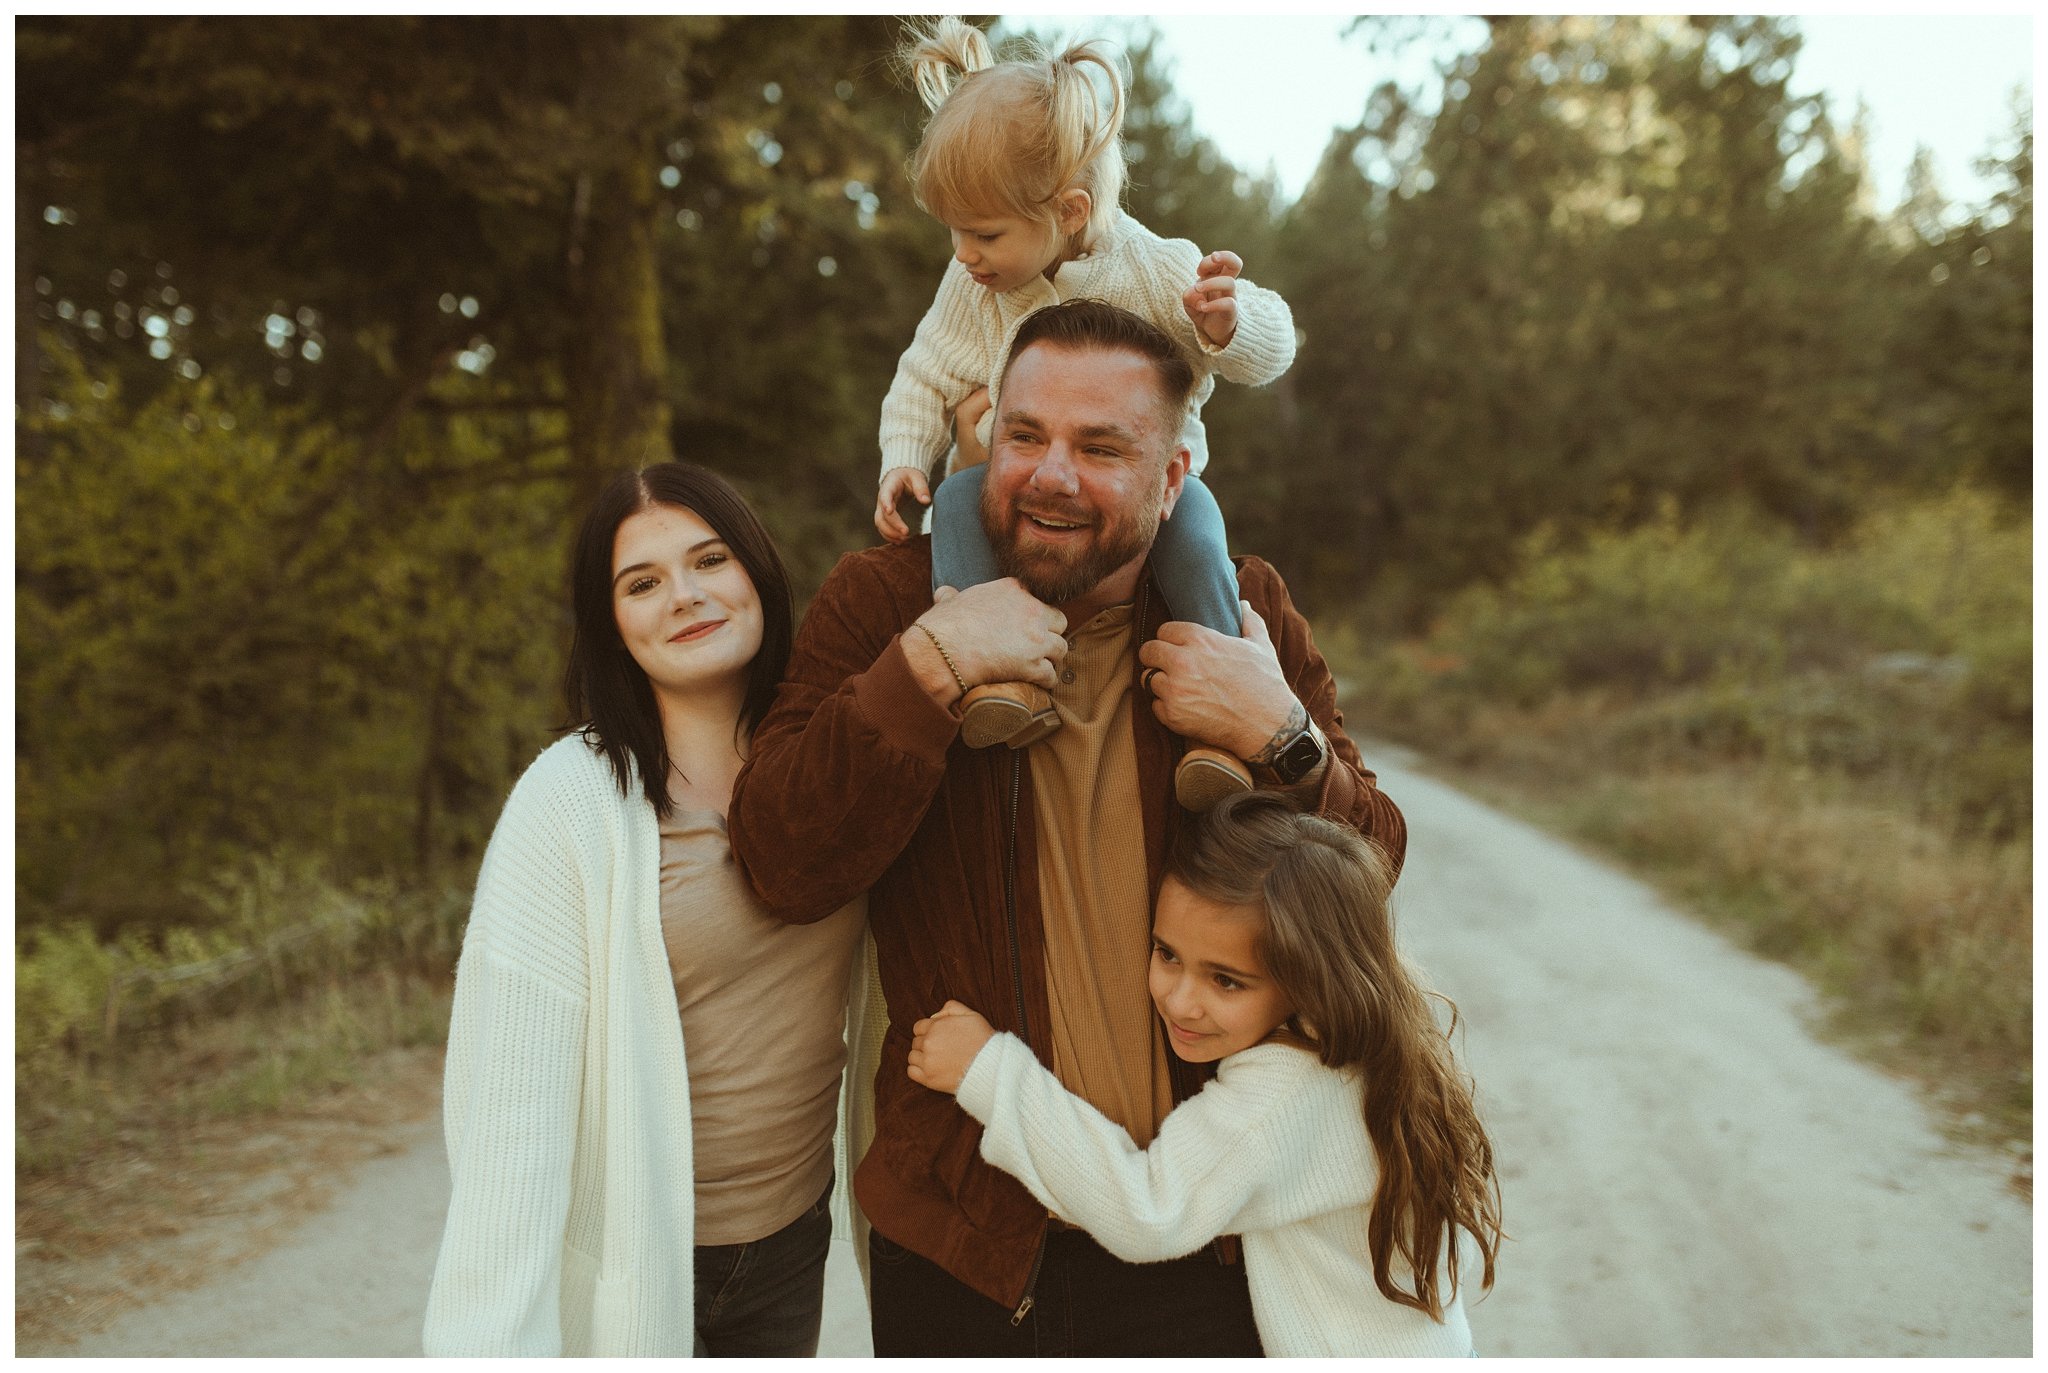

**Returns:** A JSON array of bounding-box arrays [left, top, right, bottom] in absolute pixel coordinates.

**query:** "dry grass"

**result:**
[[19, 966, 452, 1180], [15, 970, 453, 1347]]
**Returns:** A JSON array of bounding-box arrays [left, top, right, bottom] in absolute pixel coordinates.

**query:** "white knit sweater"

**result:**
[[421, 736, 872, 1356], [956, 1033, 1478, 1358], [877, 209, 1296, 482]]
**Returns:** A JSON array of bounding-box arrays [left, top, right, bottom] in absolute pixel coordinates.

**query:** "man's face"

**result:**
[[978, 343, 1189, 609]]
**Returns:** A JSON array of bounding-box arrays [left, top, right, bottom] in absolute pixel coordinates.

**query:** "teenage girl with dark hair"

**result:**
[[424, 463, 866, 1357]]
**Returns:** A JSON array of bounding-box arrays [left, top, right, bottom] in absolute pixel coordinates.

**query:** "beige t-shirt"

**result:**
[[659, 809, 864, 1245], [1028, 603, 1175, 1148]]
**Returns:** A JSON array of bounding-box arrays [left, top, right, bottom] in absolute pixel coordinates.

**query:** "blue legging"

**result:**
[[929, 465, 1240, 636]]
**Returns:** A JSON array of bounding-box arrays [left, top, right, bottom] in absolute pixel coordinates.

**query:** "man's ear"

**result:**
[[1157, 443, 1192, 520], [1055, 187, 1092, 239]]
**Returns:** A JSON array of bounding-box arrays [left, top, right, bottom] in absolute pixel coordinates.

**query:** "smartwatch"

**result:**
[[1268, 722, 1327, 785]]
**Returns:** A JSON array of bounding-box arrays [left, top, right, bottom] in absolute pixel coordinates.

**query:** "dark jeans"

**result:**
[[869, 1224, 1264, 1357], [692, 1178, 834, 1357]]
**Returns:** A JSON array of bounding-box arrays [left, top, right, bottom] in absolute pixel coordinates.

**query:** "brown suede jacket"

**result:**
[[728, 537, 1406, 1313]]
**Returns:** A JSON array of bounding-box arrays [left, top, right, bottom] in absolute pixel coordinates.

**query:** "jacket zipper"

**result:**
[[1001, 750, 1043, 1325]]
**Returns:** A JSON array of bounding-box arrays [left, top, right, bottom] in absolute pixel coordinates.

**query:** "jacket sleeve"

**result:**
[[729, 551, 959, 922], [955, 1034, 1325, 1261], [1237, 557, 1408, 881], [422, 760, 592, 1356], [1136, 230, 1297, 388], [877, 264, 998, 480]]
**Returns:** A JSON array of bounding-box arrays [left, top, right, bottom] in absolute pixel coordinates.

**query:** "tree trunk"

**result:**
[[564, 154, 673, 517], [17, 162, 46, 461]]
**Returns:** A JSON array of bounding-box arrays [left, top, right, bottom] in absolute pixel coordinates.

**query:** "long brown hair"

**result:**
[[1171, 791, 1503, 1321]]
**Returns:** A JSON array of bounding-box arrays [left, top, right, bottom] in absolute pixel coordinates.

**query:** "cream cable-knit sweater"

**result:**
[[878, 209, 1296, 482], [956, 1032, 1478, 1358], [422, 736, 873, 1356]]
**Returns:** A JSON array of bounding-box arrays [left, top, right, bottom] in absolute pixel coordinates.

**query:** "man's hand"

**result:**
[[1182, 250, 1243, 349], [875, 466, 932, 543], [907, 1000, 995, 1095], [1139, 599, 1301, 760], [904, 581, 1069, 706]]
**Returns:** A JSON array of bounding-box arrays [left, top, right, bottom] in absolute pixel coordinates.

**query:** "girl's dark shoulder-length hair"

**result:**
[[563, 461, 794, 819]]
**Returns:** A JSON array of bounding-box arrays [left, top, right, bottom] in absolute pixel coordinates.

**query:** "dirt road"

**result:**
[[24, 747, 2030, 1357]]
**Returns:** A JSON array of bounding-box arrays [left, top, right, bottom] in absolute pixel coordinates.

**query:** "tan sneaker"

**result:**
[[960, 682, 1061, 749], [1174, 747, 1253, 811]]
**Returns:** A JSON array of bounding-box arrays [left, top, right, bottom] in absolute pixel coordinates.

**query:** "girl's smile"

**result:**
[[611, 504, 764, 706], [669, 617, 727, 642], [1148, 875, 1295, 1064]]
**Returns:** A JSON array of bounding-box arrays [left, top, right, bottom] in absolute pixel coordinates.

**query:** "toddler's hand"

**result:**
[[1182, 249, 1243, 349], [907, 999, 996, 1096], [953, 386, 993, 468], [876, 466, 933, 543]]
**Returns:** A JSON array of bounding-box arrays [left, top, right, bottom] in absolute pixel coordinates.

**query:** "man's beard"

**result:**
[[979, 478, 1162, 607]]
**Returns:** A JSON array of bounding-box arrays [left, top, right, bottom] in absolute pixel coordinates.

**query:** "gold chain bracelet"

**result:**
[[911, 622, 969, 698]]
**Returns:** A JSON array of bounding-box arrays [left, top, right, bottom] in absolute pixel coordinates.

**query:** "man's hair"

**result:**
[[999, 299, 1197, 435]]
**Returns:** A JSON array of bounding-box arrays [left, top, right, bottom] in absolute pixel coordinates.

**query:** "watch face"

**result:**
[[1276, 732, 1323, 782]]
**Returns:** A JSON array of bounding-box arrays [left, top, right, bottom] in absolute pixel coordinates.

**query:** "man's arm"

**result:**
[[1138, 556, 1406, 879], [1250, 559, 1406, 877], [729, 551, 1070, 922], [729, 553, 957, 924]]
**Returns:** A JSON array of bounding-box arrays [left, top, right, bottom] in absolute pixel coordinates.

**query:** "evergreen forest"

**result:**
[[15, 17, 2032, 1153]]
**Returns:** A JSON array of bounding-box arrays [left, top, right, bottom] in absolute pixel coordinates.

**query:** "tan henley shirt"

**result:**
[[1027, 602, 1175, 1148]]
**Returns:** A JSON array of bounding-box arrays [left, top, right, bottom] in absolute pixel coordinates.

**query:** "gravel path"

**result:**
[[29, 746, 2030, 1357]]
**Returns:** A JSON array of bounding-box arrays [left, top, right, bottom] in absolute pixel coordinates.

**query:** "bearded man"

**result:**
[[729, 299, 1406, 1357]]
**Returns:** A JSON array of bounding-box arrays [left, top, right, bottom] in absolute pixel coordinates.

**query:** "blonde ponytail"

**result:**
[[900, 15, 995, 114], [1044, 38, 1127, 233], [901, 18, 1129, 246]]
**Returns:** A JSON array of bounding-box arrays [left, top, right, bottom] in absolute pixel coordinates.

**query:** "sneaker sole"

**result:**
[[963, 699, 1059, 749], [1175, 756, 1254, 812]]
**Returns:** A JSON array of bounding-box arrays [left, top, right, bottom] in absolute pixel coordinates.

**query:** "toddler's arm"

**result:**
[[877, 264, 997, 487], [1182, 250, 1247, 349], [947, 1031, 1322, 1263], [1145, 238, 1296, 388], [877, 385, 992, 542]]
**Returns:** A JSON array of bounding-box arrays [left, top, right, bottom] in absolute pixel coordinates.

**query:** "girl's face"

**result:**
[[610, 503, 763, 705], [1148, 876, 1295, 1064], [946, 212, 1065, 293]]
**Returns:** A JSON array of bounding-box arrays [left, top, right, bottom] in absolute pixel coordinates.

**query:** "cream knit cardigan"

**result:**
[[877, 209, 1297, 482], [421, 735, 874, 1356], [956, 1033, 1478, 1358]]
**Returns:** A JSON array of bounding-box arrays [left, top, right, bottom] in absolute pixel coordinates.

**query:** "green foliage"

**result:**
[[12, 18, 2033, 1156], [1333, 485, 2031, 1134], [1264, 16, 2029, 624], [1432, 500, 1906, 700], [1894, 124, 2034, 497], [1365, 486, 2030, 841], [16, 846, 467, 1121], [17, 355, 564, 933]]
